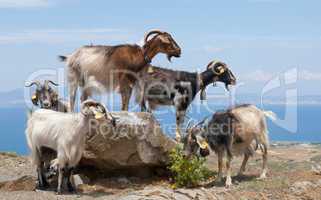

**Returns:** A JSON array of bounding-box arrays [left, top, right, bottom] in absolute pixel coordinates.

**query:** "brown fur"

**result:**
[[62, 31, 181, 111]]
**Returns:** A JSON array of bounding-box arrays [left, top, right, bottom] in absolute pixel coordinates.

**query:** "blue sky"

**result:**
[[0, 0, 320, 96]]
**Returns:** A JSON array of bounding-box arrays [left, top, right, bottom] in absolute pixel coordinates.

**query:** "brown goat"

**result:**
[[59, 30, 181, 111]]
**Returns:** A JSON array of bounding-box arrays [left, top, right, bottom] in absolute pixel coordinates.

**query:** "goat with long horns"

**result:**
[[134, 60, 236, 141], [59, 29, 181, 112], [25, 80, 69, 112]]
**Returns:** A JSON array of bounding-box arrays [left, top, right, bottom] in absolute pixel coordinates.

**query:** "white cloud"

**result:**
[[0, 28, 134, 44], [202, 45, 225, 53], [0, 0, 49, 8], [239, 70, 274, 82], [299, 70, 321, 81]]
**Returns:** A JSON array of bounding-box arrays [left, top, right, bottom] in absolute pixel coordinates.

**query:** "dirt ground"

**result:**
[[0, 143, 320, 200]]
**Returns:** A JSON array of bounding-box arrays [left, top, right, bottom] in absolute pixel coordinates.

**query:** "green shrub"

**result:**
[[168, 145, 213, 188]]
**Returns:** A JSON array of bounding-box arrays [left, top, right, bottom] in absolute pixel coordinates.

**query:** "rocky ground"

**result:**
[[0, 143, 320, 200]]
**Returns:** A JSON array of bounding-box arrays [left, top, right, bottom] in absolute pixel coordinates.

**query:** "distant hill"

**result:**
[[0, 88, 321, 108], [0, 88, 25, 108]]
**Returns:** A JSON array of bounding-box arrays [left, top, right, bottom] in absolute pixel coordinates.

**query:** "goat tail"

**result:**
[[263, 110, 277, 121], [58, 55, 68, 62]]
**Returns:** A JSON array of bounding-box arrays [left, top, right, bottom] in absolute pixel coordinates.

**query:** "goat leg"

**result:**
[[225, 156, 232, 188], [216, 151, 224, 182], [120, 86, 132, 111], [175, 109, 186, 142], [140, 97, 147, 112], [56, 167, 63, 195], [258, 143, 268, 179], [36, 162, 49, 190], [238, 153, 250, 176], [69, 89, 77, 112], [66, 167, 75, 193]]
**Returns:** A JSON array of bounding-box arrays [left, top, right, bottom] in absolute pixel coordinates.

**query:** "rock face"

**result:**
[[79, 112, 176, 176], [0, 176, 36, 191]]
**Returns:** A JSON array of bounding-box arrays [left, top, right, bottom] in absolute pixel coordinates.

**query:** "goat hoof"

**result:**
[[257, 174, 267, 180], [215, 175, 223, 182], [56, 189, 62, 195], [237, 172, 245, 177], [68, 185, 76, 193], [36, 182, 48, 190], [225, 178, 232, 188]]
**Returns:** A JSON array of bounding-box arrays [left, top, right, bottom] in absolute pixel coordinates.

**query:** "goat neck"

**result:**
[[199, 69, 218, 89], [142, 39, 159, 64], [78, 113, 92, 134]]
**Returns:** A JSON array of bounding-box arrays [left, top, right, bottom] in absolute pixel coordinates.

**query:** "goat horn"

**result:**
[[45, 80, 59, 86], [207, 60, 226, 75], [144, 29, 164, 44], [81, 99, 97, 109], [25, 81, 40, 88], [96, 102, 117, 125], [192, 115, 210, 128], [186, 119, 194, 130], [206, 60, 219, 70]]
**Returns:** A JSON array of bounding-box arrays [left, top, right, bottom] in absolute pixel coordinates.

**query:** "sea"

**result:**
[[1, 103, 320, 155]]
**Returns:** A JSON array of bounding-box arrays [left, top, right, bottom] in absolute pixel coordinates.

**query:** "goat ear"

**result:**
[[51, 92, 58, 103], [228, 112, 238, 123], [159, 35, 171, 44], [196, 135, 208, 150], [31, 93, 38, 106]]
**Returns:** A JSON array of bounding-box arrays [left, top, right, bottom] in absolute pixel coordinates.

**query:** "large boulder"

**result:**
[[79, 112, 177, 177]]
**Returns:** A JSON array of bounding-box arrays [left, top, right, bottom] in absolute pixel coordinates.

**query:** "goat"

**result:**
[[59, 29, 181, 112], [183, 104, 276, 187], [25, 80, 69, 112], [25, 99, 115, 194], [134, 60, 236, 141]]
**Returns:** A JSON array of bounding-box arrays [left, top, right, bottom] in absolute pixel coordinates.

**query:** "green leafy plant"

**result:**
[[168, 145, 213, 188]]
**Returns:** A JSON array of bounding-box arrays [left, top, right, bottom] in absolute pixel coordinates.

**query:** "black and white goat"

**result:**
[[183, 104, 276, 187], [25, 80, 69, 112], [25, 99, 115, 194], [134, 60, 236, 141]]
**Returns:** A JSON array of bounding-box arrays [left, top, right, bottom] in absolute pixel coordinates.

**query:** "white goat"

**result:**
[[26, 99, 115, 194]]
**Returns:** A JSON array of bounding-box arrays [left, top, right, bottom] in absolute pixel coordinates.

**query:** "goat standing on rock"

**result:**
[[59, 30, 181, 111], [183, 104, 276, 187], [134, 60, 236, 141], [25, 100, 116, 194]]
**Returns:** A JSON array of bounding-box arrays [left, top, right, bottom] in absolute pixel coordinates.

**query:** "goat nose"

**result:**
[[43, 102, 50, 107]]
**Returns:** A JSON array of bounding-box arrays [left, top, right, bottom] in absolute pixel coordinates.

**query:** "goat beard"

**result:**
[[167, 55, 173, 62], [225, 84, 230, 91]]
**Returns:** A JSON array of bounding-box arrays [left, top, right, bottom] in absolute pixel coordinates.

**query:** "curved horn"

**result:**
[[186, 119, 195, 130], [25, 81, 41, 88], [45, 80, 59, 87], [207, 60, 226, 75], [192, 115, 210, 128], [206, 60, 219, 70], [144, 29, 163, 44], [81, 99, 96, 110]]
